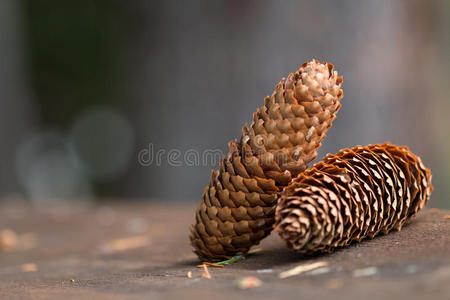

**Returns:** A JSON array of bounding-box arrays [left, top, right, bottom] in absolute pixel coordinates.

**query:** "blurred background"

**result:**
[[0, 0, 449, 207]]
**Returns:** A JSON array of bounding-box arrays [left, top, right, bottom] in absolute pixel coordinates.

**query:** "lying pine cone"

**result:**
[[275, 143, 433, 254], [190, 59, 344, 260]]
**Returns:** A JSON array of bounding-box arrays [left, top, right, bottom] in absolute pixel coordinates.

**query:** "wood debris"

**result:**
[[21, 263, 38, 272], [248, 247, 263, 254], [256, 269, 273, 274], [0, 229, 18, 252], [235, 277, 262, 289], [444, 215, 450, 220], [101, 235, 150, 253], [0, 230, 37, 253], [428, 208, 440, 214], [353, 266, 378, 277], [279, 261, 328, 279], [308, 267, 330, 276], [201, 264, 211, 279]]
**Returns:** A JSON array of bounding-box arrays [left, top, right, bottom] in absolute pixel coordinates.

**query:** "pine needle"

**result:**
[[215, 255, 244, 266]]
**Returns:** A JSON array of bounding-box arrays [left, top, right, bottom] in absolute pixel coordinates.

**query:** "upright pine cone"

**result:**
[[275, 143, 433, 253], [190, 59, 344, 260]]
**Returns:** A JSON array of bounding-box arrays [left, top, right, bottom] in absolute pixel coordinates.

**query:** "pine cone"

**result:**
[[190, 59, 344, 260], [275, 143, 433, 254]]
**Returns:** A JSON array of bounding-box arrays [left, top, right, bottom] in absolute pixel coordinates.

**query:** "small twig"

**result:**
[[196, 262, 224, 268], [201, 264, 212, 279], [248, 247, 263, 254], [279, 261, 328, 279], [235, 277, 262, 289]]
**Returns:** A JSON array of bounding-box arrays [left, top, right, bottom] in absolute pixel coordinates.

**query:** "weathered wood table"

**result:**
[[0, 203, 449, 299]]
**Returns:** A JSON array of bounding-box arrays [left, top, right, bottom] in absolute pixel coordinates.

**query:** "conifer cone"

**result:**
[[275, 143, 433, 254], [190, 59, 344, 260]]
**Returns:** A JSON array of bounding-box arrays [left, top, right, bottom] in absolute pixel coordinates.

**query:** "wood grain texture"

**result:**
[[0, 203, 448, 299]]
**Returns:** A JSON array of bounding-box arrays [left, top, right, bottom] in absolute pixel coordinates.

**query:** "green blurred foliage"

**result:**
[[21, 1, 126, 127]]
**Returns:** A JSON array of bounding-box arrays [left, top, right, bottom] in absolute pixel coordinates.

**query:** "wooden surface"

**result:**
[[0, 203, 449, 300]]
